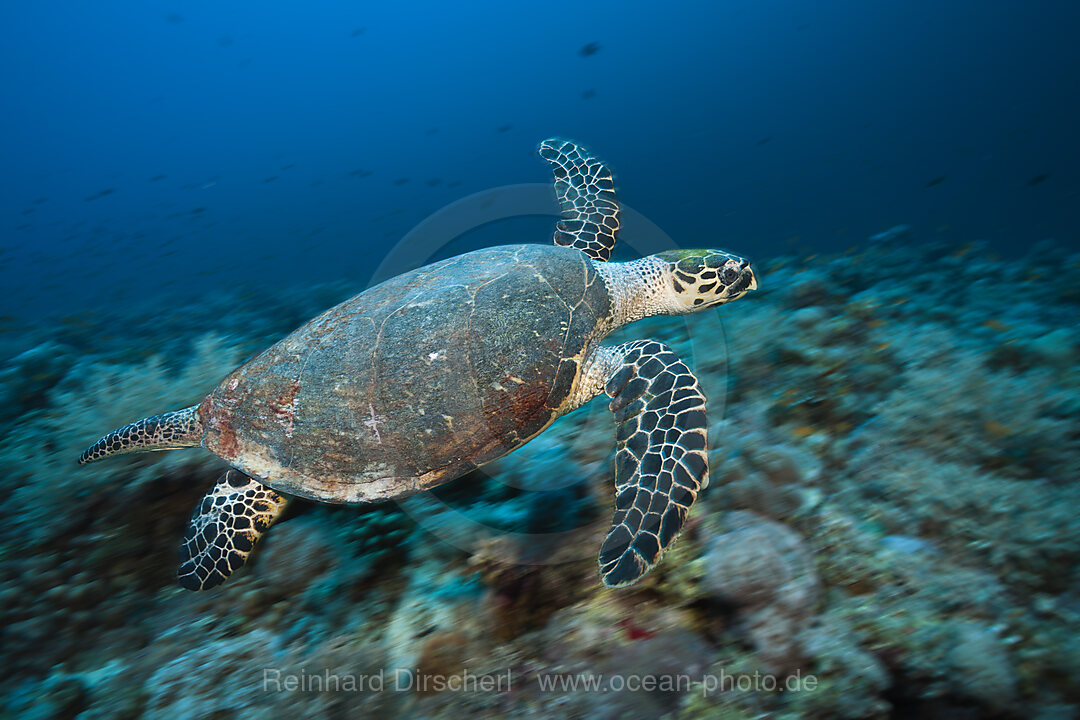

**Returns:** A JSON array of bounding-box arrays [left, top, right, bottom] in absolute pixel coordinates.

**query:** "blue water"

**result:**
[[2, 1, 1077, 321], [2, 5, 1080, 718]]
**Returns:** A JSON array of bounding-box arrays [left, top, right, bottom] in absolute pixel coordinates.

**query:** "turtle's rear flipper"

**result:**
[[598, 340, 708, 587], [177, 469, 290, 591], [78, 405, 203, 464]]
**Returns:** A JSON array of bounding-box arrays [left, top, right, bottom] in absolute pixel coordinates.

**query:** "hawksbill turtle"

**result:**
[[79, 138, 757, 591]]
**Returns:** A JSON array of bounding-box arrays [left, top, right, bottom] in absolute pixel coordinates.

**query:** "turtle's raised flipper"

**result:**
[[598, 340, 708, 587], [177, 469, 290, 591], [78, 405, 203, 464], [539, 137, 620, 262]]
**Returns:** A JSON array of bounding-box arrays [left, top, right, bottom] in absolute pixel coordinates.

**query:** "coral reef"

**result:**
[[1, 236, 1078, 718], [702, 511, 821, 674]]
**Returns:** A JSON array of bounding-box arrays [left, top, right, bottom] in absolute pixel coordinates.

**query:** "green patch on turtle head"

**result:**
[[656, 249, 758, 312]]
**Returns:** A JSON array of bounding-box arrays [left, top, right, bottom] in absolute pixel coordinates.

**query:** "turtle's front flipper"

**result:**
[[78, 405, 203, 464], [598, 340, 708, 587], [538, 138, 620, 262], [177, 469, 290, 591]]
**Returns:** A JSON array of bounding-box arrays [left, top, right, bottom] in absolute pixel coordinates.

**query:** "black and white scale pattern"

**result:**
[[597, 339, 708, 586], [539, 137, 620, 262], [78, 404, 202, 464], [177, 469, 290, 591]]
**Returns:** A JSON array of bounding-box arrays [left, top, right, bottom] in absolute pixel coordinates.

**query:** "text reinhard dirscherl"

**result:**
[[262, 668, 819, 695]]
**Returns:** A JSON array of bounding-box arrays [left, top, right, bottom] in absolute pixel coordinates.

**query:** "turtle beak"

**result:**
[[716, 257, 757, 301], [732, 260, 757, 293], [746, 264, 758, 291]]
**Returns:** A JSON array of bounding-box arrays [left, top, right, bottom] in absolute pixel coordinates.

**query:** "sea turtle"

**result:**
[[79, 138, 757, 591]]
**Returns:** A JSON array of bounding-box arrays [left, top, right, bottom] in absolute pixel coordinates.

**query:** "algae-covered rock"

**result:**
[[703, 511, 820, 673], [0, 341, 75, 426], [535, 598, 714, 720], [793, 611, 891, 719], [947, 620, 1018, 709], [143, 629, 303, 720]]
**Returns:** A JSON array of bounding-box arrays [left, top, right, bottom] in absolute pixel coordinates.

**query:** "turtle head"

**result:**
[[656, 249, 758, 313]]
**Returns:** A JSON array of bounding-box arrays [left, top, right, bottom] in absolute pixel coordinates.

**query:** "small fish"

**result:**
[[58, 314, 96, 328], [393, 177, 410, 186], [581, 88, 597, 100], [165, 12, 184, 24], [84, 188, 116, 202], [579, 42, 601, 57], [1028, 172, 1051, 186], [869, 225, 911, 243], [351, 27, 365, 38], [148, 174, 167, 182], [757, 136, 772, 145], [426, 178, 442, 187], [496, 124, 513, 133], [262, 176, 278, 183], [348, 168, 372, 178], [924, 175, 947, 187]]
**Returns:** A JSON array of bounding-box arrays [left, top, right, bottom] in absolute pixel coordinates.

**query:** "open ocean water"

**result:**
[[1, 2, 1078, 718]]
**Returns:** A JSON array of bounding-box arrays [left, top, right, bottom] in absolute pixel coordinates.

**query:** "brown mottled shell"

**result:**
[[197, 244, 610, 503]]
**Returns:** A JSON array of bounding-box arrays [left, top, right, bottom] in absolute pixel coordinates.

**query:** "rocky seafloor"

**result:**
[[0, 235, 1077, 719]]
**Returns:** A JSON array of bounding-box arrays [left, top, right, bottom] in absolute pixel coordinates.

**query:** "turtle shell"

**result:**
[[198, 244, 611, 503]]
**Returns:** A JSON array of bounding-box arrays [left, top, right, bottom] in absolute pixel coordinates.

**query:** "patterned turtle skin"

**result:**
[[199, 243, 610, 504]]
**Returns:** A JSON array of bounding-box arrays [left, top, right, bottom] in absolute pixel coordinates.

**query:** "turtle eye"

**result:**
[[722, 267, 738, 283]]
